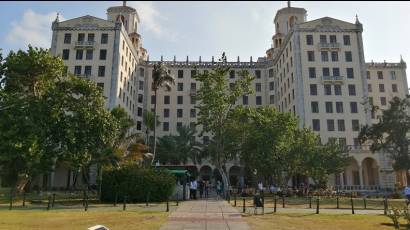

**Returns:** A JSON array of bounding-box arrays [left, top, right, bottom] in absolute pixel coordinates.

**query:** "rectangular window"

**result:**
[[176, 122, 183, 130], [190, 109, 196, 118], [151, 95, 156, 104], [321, 51, 329, 62], [137, 107, 142, 117], [84, 66, 92, 76], [178, 70, 184, 78], [230, 70, 235, 79], [343, 35, 351, 45], [203, 136, 209, 145], [390, 71, 397, 80], [269, 69, 273, 78], [379, 84, 385, 92], [255, 70, 261, 79], [327, 119, 335, 131], [331, 51, 338, 62], [377, 71, 383, 79], [309, 67, 316, 78], [320, 35, 327, 43], [333, 68, 340, 76], [177, 83, 184, 91], [177, 109, 183, 118], [323, 68, 330, 77], [62, 49, 70, 60], [366, 71, 370, 79], [307, 51, 315, 62], [345, 51, 352, 62], [164, 108, 170, 118], [86, 49, 93, 60], [380, 97, 387, 106], [346, 68, 354, 79], [325, 101, 333, 113], [101, 33, 108, 44], [337, 119, 345, 131], [350, 102, 358, 113], [177, 95, 183, 104], [334, 85, 342, 95], [256, 96, 262, 105], [87, 33, 95, 42], [368, 84, 372, 92], [311, 101, 319, 113], [99, 49, 107, 60], [269, 82, 274, 90], [312, 119, 320, 131], [392, 84, 398, 92], [348, 84, 356, 96], [330, 35, 337, 43], [76, 50, 83, 60], [191, 70, 197, 78], [270, 95, 275, 104], [164, 95, 170, 104], [352, 120, 360, 131], [98, 66, 105, 77], [324, 84, 332, 95], [64, 33, 71, 44], [255, 83, 261, 92], [190, 96, 196, 105], [78, 33, 85, 42], [74, 65, 81, 75], [310, 84, 317, 95], [138, 81, 143, 90], [243, 95, 248, 105], [163, 122, 169, 131], [138, 94, 143, 103], [306, 35, 313, 45], [336, 101, 344, 113]]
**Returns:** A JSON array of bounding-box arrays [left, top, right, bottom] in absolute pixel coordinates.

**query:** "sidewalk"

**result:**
[[159, 198, 250, 230]]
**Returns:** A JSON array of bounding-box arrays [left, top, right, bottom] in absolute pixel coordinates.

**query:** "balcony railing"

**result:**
[[322, 75, 344, 84], [318, 42, 341, 50], [74, 41, 95, 48]]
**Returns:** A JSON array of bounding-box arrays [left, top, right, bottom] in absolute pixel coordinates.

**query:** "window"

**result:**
[[163, 122, 169, 131], [336, 102, 344, 113], [255, 70, 261, 79], [311, 101, 319, 113], [330, 35, 337, 43], [190, 96, 196, 105], [269, 69, 273, 78], [327, 119, 335, 131], [164, 95, 170, 104], [177, 109, 183, 118], [74, 66, 81, 75], [64, 33, 71, 44], [190, 83, 196, 91], [256, 96, 262, 105], [307, 51, 315, 62], [390, 71, 397, 80], [176, 122, 183, 130], [320, 35, 327, 43], [369, 97, 374, 106], [191, 70, 197, 78], [377, 71, 383, 79], [99, 50, 107, 60], [323, 68, 330, 77], [312, 119, 320, 131], [101, 33, 108, 44], [255, 83, 261, 92], [352, 120, 360, 131], [306, 35, 313, 45], [177, 96, 183, 104], [230, 70, 235, 79], [86, 50, 93, 60], [325, 101, 333, 113], [270, 95, 275, 104], [337, 120, 345, 131], [379, 84, 385, 92], [343, 35, 351, 45], [76, 50, 83, 60], [138, 94, 143, 103], [151, 95, 156, 104], [333, 68, 340, 76], [392, 84, 398, 92], [380, 97, 387, 106], [87, 33, 95, 42], [331, 51, 338, 62], [203, 136, 210, 145], [98, 66, 105, 77], [243, 95, 248, 105], [309, 67, 316, 78], [178, 70, 184, 78], [310, 84, 317, 95], [62, 49, 70, 60], [139, 68, 144, 77], [350, 102, 358, 113], [366, 71, 370, 79], [334, 85, 342, 95], [177, 83, 183, 91], [348, 84, 356, 96], [78, 33, 85, 42], [190, 109, 196, 118], [164, 108, 170, 118], [321, 51, 329, 62], [368, 84, 372, 92], [345, 51, 352, 62], [84, 66, 92, 76], [324, 84, 332, 95], [339, 138, 347, 147], [137, 107, 142, 117], [269, 82, 275, 90]]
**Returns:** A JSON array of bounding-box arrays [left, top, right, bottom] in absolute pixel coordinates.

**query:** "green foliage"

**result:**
[[100, 165, 176, 202], [387, 206, 402, 229]]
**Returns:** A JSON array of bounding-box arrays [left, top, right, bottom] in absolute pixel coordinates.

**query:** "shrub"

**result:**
[[387, 206, 402, 229], [101, 165, 176, 203]]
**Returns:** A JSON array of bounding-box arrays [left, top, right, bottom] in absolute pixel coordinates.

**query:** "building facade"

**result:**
[[42, 2, 407, 190]]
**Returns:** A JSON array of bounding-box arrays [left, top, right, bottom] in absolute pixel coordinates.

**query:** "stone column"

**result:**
[[359, 166, 364, 188]]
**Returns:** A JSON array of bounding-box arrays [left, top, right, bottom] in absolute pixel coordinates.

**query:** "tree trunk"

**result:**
[[98, 164, 103, 201], [151, 90, 158, 165], [66, 169, 71, 190], [217, 165, 229, 199]]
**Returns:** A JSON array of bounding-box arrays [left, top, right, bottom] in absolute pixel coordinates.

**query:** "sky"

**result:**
[[0, 1, 409, 79]]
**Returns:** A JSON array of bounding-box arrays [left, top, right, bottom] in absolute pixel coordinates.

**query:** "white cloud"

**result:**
[[5, 9, 63, 50]]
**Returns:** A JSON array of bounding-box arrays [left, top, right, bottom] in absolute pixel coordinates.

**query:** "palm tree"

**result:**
[[142, 109, 160, 148], [151, 62, 175, 164]]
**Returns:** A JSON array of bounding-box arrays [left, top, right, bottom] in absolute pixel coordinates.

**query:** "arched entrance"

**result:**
[[199, 165, 212, 181], [229, 166, 241, 187], [344, 158, 360, 186], [362, 157, 380, 186]]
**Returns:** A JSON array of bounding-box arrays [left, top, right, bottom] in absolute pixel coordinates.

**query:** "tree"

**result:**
[[193, 57, 254, 193], [142, 109, 160, 148], [359, 96, 410, 182], [151, 63, 175, 164]]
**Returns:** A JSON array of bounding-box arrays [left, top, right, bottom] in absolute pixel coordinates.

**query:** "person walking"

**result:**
[[216, 180, 222, 197], [199, 180, 204, 199], [192, 179, 198, 200], [404, 184, 410, 206], [204, 180, 209, 199]]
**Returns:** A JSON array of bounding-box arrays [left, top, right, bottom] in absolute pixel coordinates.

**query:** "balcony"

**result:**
[[74, 41, 95, 48], [322, 75, 344, 84], [318, 42, 341, 50]]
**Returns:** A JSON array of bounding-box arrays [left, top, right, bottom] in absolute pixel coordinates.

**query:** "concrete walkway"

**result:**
[[159, 198, 250, 230]]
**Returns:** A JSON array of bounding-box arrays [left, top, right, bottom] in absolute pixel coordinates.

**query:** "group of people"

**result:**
[[189, 178, 210, 199]]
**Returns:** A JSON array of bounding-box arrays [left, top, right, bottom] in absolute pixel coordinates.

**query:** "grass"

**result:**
[[243, 212, 408, 230], [0, 210, 168, 230]]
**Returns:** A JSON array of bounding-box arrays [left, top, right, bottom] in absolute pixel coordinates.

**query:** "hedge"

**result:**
[[100, 165, 176, 202]]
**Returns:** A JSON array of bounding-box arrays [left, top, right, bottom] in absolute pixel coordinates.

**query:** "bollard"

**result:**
[[166, 199, 169, 212], [336, 196, 339, 209], [243, 198, 246, 213], [274, 196, 277, 213], [383, 196, 388, 215], [47, 195, 51, 211], [146, 192, 150, 207], [363, 197, 367, 209], [282, 195, 285, 208], [123, 195, 127, 211], [350, 193, 355, 214], [52, 193, 56, 208], [114, 191, 118, 207], [234, 193, 237, 207], [316, 197, 320, 214], [309, 196, 312, 209], [22, 191, 26, 207]]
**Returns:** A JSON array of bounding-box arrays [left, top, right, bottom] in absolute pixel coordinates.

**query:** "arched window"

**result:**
[[289, 16, 298, 28], [276, 22, 279, 32], [116, 15, 125, 24]]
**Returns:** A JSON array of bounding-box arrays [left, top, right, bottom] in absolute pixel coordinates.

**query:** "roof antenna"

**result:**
[[123, 1, 126, 7], [287, 1, 291, 8]]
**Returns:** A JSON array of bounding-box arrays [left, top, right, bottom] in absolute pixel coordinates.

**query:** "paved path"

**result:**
[[159, 198, 250, 230]]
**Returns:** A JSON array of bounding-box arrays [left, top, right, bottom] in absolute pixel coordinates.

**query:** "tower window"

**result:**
[[64, 33, 71, 44], [101, 34, 108, 44]]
